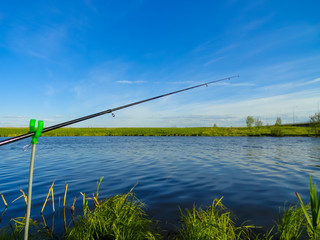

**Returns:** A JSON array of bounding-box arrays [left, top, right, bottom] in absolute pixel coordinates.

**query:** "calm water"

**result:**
[[0, 136, 320, 236]]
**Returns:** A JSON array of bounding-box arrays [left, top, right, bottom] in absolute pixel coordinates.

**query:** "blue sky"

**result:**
[[1, 0, 319, 127]]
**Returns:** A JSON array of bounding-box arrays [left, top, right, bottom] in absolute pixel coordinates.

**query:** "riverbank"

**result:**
[[0, 126, 318, 137]]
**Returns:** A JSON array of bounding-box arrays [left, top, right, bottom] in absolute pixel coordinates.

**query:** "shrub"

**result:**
[[270, 127, 284, 137]]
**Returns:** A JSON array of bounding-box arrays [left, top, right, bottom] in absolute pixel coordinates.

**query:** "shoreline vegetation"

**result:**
[[1, 177, 319, 239], [0, 125, 319, 137]]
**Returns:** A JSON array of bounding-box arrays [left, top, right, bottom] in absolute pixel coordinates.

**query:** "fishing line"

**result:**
[[23, 144, 31, 152], [0, 75, 239, 147]]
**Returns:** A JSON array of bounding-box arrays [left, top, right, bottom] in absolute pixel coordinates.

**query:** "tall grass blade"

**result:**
[[63, 183, 68, 208], [0, 194, 8, 208], [296, 192, 313, 230], [41, 182, 54, 214]]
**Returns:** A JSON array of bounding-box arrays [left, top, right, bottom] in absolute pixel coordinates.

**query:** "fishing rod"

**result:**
[[0, 75, 239, 146]]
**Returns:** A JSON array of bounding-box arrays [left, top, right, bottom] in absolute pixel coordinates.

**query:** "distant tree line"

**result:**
[[245, 112, 320, 135]]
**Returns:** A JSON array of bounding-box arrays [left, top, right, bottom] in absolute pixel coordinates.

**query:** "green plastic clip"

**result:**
[[29, 119, 44, 144]]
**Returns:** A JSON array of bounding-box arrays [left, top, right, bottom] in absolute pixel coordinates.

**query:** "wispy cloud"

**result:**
[[258, 77, 320, 92], [6, 22, 67, 61], [204, 56, 225, 66], [191, 40, 212, 53], [306, 78, 320, 84], [169, 81, 194, 84], [240, 15, 273, 33], [41, 118, 56, 123], [216, 82, 255, 87], [52, 115, 63, 118], [242, 24, 320, 58], [27, 50, 55, 62], [45, 85, 57, 96], [116, 80, 147, 84], [3, 115, 27, 119]]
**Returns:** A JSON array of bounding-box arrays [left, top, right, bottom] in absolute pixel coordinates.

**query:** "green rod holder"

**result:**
[[24, 119, 43, 240]]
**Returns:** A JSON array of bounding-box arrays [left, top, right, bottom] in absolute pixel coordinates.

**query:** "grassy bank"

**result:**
[[0, 125, 318, 137], [1, 177, 319, 240]]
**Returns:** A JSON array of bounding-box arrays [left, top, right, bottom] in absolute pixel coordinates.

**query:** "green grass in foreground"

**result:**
[[2, 176, 320, 239], [0, 125, 318, 137], [0, 195, 314, 240]]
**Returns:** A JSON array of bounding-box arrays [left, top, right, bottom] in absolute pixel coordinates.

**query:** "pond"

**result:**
[[0, 136, 320, 236]]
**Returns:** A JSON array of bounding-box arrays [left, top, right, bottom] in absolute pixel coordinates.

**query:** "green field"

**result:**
[[0, 126, 318, 137]]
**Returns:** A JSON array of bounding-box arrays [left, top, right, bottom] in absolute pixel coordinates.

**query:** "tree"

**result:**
[[310, 112, 320, 125], [275, 117, 282, 126], [272, 117, 283, 136], [246, 116, 254, 128], [310, 112, 320, 135], [254, 118, 263, 127]]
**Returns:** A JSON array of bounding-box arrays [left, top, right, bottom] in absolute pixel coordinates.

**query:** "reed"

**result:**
[[0, 194, 8, 208], [63, 183, 68, 209], [71, 197, 77, 213], [0, 208, 7, 225], [80, 192, 88, 217], [63, 183, 68, 233], [41, 182, 55, 214], [13, 188, 28, 205], [296, 176, 320, 238]]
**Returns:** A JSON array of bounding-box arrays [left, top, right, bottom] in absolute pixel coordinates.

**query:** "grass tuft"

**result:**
[[65, 191, 160, 240], [177, 197, 253, 240], [277, 204, 306, 239]]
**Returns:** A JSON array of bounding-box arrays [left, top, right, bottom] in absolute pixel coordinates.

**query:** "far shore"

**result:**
[[0, 125, 318, 137]]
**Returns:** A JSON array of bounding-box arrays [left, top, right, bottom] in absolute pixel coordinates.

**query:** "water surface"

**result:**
[[0, 136, 319, 236]]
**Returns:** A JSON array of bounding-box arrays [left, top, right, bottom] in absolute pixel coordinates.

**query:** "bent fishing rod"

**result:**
[[0, 75, 239, 146]]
